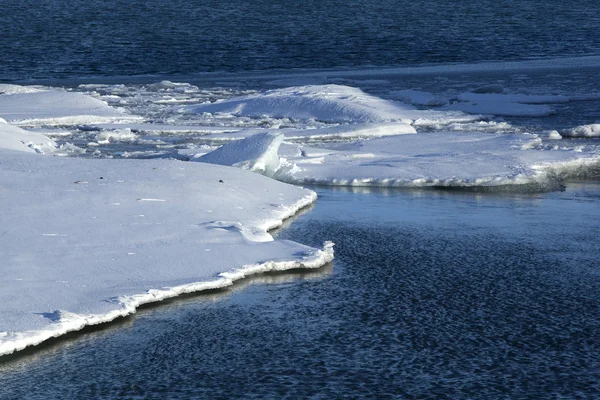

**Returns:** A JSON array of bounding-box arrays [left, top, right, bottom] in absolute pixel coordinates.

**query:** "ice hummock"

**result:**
[[0, 129, 333, 356], [195, 131, 285, 177], [185, 84, 477, 126]]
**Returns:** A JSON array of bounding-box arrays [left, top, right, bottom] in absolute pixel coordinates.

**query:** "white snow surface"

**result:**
[[0, 147, 333, 356], [279, 133, 599, 188], [197, 131, 600, 189], [0, 87, 139, 125], [560, 124, 600, 138], [0, 120, 57, 153], [185, 85, 475, 125], [195, 132, 285, 177]]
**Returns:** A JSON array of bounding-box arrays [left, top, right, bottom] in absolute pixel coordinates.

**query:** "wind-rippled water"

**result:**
[[2, 186, 599, 399], [2, 0, 600, 80]]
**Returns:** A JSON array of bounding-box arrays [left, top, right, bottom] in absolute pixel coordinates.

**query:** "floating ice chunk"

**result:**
[[560, 124, 600, 138], [547, 130, 563, 140], [95, 128, 138, 144], [389, 90, 448, 106], [0, 121, 57, 154], [0, 86, 139, 125], [276, 132, 600, 190], [196, 132, 285, 177], [0, 149, 332, 356]]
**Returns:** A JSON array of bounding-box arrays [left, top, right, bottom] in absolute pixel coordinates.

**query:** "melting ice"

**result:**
[[1, 61, 600, 355]]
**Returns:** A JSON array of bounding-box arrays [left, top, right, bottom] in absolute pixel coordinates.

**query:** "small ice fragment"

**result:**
[[137, 198, 166, 202]]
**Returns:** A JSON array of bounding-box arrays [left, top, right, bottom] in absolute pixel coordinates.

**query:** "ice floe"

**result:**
[[0, 133, 333, 356], [0, 87, 140, 126], [195, 131, 600, 190]]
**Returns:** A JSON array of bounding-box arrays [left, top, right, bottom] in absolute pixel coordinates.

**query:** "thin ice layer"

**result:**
[[0, 148, 333, 356]]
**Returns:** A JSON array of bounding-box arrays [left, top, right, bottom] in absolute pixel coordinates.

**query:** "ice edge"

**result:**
[[0, 191, 333, 357]]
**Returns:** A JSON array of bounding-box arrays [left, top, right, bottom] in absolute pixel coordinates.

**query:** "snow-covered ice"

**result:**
[[185, 85, 476, 126], [0, 87, 140, 126], [2, 74, 600, 357], [0, 120, 57, 154], [195, 131, 285, 177], [195, 130, 600, 190], [560, 124, 600, 138], [0, 126, 333, 356]]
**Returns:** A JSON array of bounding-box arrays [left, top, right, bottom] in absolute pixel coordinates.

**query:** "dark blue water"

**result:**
[[2, 0, 600, 80], [1, 185, 600, 399]]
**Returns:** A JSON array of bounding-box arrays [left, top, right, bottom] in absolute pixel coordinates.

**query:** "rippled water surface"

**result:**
[[2, 0, 600, 80], [2, 185, 600, 399]]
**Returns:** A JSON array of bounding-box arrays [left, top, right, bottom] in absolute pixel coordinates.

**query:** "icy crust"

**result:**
[[0, 120, 57, 153], [0, 87, 139, 126], [197, 131, 600, 190], [0, 149, 333, 356], [185, 84, 476, 125]]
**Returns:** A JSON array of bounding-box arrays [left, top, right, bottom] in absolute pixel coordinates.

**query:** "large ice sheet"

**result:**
[[277, 133, 599, 189], [0, 147, 333, 356], [197, 131, 599, 190], [185, 85, 476, 125], [0, 87, 139, 125]]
